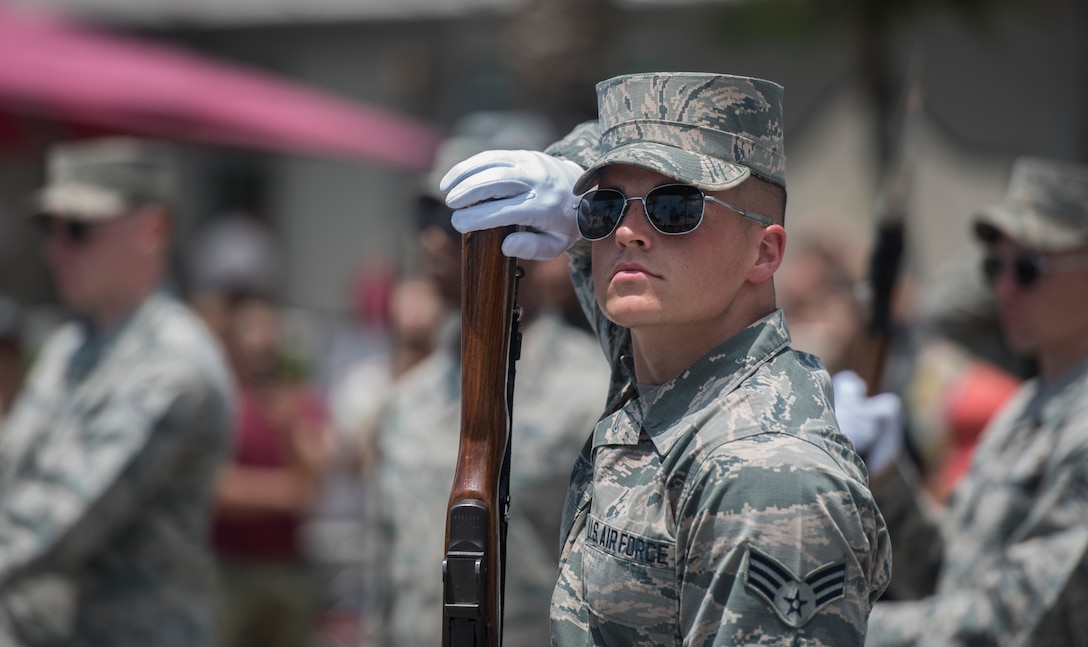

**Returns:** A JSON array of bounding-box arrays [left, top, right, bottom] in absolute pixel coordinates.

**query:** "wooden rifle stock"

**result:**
[[443, 226, 521, 647], [853, 219, 905, 394], [852, 51, 924, 395]]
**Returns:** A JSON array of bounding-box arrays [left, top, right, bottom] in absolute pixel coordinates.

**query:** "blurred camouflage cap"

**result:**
[[572, 72, 786, 195], [31, 137, 176, 221], [973, 156, 1088, 251], [418, 111, 555, 232], [422, 111, 555, 202]]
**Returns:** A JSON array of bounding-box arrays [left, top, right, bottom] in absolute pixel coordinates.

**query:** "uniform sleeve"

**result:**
[[867, 457, 945, 600], [866, 432, 1088, 646], [0, 362, 226, 586], [678, 438, 890, 647], [546, 119, 635, 409]]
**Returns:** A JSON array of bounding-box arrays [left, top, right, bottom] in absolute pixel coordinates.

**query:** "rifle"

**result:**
[[442, 226, 522, 647], [853, 51, 924, 395]]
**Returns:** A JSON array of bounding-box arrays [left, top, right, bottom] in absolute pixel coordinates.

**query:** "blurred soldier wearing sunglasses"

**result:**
[[0, 138, 233, 646], [840, 156, 1088, 645], [441, 72, 891, 646]]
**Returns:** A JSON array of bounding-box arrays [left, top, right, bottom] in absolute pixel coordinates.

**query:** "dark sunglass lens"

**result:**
[[67, 221, 91, 243], [645, 185, 703, 234], [34, 216, 93, 245], [981, 256, 1001, 284], [1015, 255, 1040, 287], [578, 190, 627, 240]]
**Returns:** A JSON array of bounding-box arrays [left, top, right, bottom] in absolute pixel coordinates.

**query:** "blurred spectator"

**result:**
[[330, 113, 611, 647], [211, 294, 332, 647], [0, 294, 25, 422], [186, 212, 283, 304], [322, 273, 445, 647], [0, 137, 234, 645], [777, 232, 868, 376], [329, 274, 446, 465]]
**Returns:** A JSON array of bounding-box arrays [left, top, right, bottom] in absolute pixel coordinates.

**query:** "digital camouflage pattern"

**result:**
[[973, 156, 1088, 252], [552, 240, 892, 646], [370, 312, 610, 647], [572, 72, 786, 195], [0, 293, 233, 646], [867, 355, 1088, 646]]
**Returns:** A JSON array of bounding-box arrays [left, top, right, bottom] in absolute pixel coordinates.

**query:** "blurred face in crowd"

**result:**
[[985, 236, 1088, 379], [390, 276, 444, 355], [777, 244, 864, 375], [228, 297, 283, 383], [419, 224, 462, 310], [40, 205, 168, 324]]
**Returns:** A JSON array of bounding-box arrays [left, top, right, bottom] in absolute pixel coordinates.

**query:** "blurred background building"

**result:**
[[1, 0, 1084, 329]]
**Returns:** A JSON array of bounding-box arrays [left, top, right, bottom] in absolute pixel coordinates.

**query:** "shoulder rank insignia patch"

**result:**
[[742, 544, 846, 628]]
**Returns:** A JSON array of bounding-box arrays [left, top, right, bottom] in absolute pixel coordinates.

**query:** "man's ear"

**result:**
[[748, 224, 786, 284]]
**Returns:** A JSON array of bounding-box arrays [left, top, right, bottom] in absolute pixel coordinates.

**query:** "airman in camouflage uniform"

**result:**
[[862, 157, 1088, 645], [0, 138, 234, 646], [442, 72, 892, 646]]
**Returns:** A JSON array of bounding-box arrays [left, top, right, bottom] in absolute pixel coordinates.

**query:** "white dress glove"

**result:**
[[832, 370, 904, 476], [440, 149, 585, 260]]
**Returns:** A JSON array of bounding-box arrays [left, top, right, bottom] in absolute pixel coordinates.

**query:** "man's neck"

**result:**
[[632, 309, 775, 386], [1037, 348, 1088, 385], [87, 285, 157, 332]]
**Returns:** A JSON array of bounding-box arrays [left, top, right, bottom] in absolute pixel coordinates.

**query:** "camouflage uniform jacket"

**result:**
[[0, 292, 233, 646], [867, 355, 1088, 646], [373, 311, 609, 647], [549, 240, 892, 646]]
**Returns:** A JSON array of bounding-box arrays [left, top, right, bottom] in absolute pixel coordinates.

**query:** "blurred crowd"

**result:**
[[0, 97, 1085, 647]]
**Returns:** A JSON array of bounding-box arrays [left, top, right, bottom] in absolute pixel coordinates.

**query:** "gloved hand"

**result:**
[[832, 370, 904, 476], [440, 149, 585, 260]]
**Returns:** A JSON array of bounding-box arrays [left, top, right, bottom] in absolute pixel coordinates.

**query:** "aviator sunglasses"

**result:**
[[35, 216, 98, 246], [982, 251, 1088, 289], [576, 183, 773, 241]]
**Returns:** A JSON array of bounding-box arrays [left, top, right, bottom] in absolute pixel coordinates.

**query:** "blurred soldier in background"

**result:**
[[897, 257, 1028, 502], [779, 230, 1026, 503], [331, 112, 611, 647], [0, 137, 234, 645], [840, 156, 1088, 645], [0, 294, 25, 423]]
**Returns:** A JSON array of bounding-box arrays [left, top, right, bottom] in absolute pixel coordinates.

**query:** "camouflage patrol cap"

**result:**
[[572, 72, 786, 195], [973, 156, 1088, 251], [31, 137, 176, 221]]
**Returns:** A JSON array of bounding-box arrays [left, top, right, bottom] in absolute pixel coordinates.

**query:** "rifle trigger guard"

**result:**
[[443, 500, 492, 646]]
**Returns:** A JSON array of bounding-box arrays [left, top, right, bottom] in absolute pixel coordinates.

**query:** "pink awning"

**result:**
[[0, 6, 442, 170]]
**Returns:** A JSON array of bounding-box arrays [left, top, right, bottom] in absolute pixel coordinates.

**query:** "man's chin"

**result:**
[[601, 299, 664, 329], [55, 288, 91, 314]]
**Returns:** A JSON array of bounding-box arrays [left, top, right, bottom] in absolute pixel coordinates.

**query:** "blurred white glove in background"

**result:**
[[441, 150, 584, 260], [832, 370, 904, 476]]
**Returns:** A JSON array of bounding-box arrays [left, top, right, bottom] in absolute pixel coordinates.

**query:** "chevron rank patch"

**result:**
[[742, 545, 846, 628]]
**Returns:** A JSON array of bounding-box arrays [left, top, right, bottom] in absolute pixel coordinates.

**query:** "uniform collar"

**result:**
[[1024, 353, 1088, 429], [593, 309, 792, 455]]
